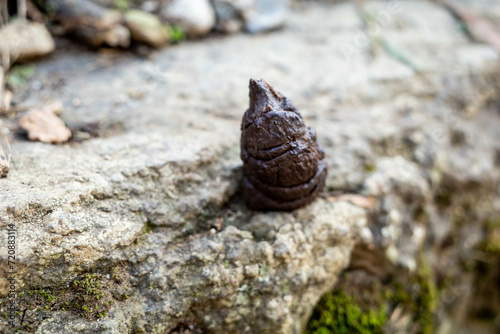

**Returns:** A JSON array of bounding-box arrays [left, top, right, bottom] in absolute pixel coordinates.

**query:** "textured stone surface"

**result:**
[[0, 1, 499, 333]]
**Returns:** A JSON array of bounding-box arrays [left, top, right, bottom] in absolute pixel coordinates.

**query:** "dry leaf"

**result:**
[[18, 110, 71, 143], [328, 194, 376, 209]]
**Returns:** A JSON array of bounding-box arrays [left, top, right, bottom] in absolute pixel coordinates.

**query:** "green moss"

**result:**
[[305, 291, 387, 334], [483, 217, 500, 254], [364, 162, 376, 173], [306, 248, 439, 334], [114, 0, 130, 10], [2, 269, 132, 333], [168, 25, 186, 43], [412, 252, 437, 334], [143, 220, 156, 235], [7, 64, 36, 87]]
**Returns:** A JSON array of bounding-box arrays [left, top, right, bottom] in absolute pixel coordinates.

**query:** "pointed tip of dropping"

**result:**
[[249, 78, 268, 94]]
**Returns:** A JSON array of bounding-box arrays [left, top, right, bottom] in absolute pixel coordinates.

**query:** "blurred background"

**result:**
[[0, 1, 499, 334]]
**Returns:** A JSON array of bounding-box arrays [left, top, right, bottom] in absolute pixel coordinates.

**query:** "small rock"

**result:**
[[101, 24, 131, 48], [245, 0, 289, 33], [162, 0, 216, 38], [124, 10, 169, 48], [0, 19, 55, 62], [18, 110, 71, 144], [212, 0, 288, 34], [212, 2, 244, 33], [1, 89, 13, 114]]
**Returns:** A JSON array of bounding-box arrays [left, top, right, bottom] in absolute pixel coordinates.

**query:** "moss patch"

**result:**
[[468, 216, 500, 321], [305, 251, 438, 334], [1, 267, 132, 333], [305, 290, 387, 334], [412, 252, 437, 334]]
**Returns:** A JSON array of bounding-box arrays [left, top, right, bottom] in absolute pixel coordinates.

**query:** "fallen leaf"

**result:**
[[328, 194, 376, 209], [18, 110, 71, 143], [441, 0, 500, 53]]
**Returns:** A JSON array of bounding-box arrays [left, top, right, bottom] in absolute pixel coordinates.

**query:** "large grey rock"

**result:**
[[0, 1, 499, 333]]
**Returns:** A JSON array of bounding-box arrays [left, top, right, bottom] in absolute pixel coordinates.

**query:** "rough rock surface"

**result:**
[[0, 1, 499, 333]]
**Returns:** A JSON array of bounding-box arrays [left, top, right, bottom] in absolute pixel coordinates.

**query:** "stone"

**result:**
[[0, 20, 55, 63], [212, 0, 289, 34], [162, 0, 216, 38], [0, 90, 12, 114], [18, 110, 72, 144], [245, 0, 288, 33], [212, 1, 244, 33], [124, 10, 169, 47]]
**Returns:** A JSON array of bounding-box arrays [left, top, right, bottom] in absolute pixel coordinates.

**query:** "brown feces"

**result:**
[[240, 79, 328, 211]]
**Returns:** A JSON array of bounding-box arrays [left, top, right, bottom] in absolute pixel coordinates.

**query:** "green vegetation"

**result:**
[[7, 65, 36, 87], [483, 217, 500, 254], [72, 273, 112, 319], [305, 252, 438, 334], [1, 268, 132, 333], [114, 0, 130, 10], [168, 26, 186, 43], [412, 252, 437, 334], [305, 291, 387, 334], [364, 162, 376, 173]]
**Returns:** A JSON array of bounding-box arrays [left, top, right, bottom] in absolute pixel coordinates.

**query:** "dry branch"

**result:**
[[440, 0, 500, 53]]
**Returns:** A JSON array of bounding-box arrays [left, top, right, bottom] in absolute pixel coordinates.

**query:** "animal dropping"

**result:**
[[240, 79, 327, 211]]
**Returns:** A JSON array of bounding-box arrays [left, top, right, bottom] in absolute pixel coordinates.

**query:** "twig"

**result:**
[[353, 0, 377, 59], [1, 0, 8, 26], [440, 0, 500, 53], [0, 42, 9, 113], [18, 0, 27, 20]]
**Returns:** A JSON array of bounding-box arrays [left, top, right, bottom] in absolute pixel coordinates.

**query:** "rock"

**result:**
[[162, 0, 216, 38], [40, 0, 130, 48], [0, 90, 12, 114], [212, 0, 288, 34], [124, 10, 169, 47], [18, 110, 71, 144], [0, 20, 55, 63], [212, 1, 244, 33], [245, 0, 288, 33]]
